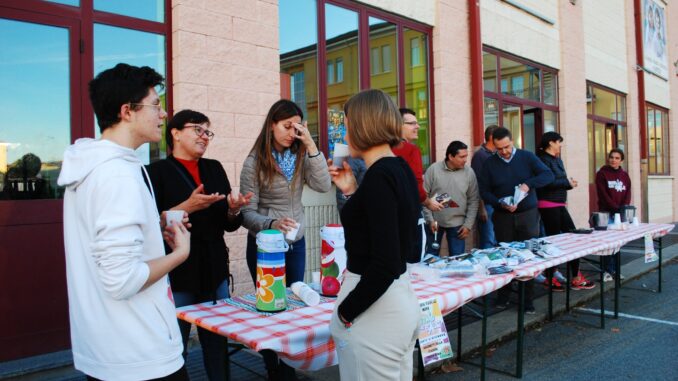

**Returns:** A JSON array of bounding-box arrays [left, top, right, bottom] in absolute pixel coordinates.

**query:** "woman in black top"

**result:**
[[537, 131, 595, 290], [328, 89, 421, 380], [147, 110, 251, 381]]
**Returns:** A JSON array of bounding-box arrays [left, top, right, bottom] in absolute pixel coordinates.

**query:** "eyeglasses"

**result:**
[[185, 124, 215, 140], [403, 121, 419, 126], [130, 103, 164, 112]]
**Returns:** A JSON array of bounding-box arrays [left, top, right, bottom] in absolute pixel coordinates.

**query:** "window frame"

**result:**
[[646, 102, 670, 175], [1, 0, 173, 139], [482, 46, 560, 148], [316, 0, 435, 158]]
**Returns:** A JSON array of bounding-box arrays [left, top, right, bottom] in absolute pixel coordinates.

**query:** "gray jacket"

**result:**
[[240, 151, 331, 241], [423, 161, 480, 230]]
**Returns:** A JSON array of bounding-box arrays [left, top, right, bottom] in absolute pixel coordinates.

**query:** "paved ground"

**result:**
[[427, 258, 678, 381]]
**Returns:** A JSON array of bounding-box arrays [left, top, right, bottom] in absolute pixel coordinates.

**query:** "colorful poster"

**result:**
[[418, 297, 454, 366], [642, 0, 668, 78], [327, 110, 346, 158]]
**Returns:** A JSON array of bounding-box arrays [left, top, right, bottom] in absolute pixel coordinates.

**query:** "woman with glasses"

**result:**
[[240, 99, 331, 379], [147, 109, 252, 381]]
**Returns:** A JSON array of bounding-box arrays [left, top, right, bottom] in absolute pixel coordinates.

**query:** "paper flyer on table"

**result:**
[[418, 297, 454, 366], [644, 233, 658, 263]]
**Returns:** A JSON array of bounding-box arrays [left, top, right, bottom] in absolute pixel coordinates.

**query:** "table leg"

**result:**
[[599, 259, 605, 329], [516, 281, 525, 378], [547, 268, 553, 321], [417, 340, 426, 381], [565, 261, 571, 312], [614, 251, 620, 319], [225, 337, 231, 381], [457, 306, 462, 362], [658, 237, 663, 293], [481, 295, 487, 381]]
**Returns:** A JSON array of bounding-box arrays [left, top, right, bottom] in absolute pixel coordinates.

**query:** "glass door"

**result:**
[[502, 102, 523, 148], [0, 9, 80, 360]]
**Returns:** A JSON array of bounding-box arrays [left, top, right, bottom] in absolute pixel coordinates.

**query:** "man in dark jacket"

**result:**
[[478, 127, 554, 313], [596, 148, 631, 281], [471, 125, 498, 249]]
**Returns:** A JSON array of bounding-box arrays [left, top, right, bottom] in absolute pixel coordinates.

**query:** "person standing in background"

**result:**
[[478, 127, 554, 314], [470, 125, 498, 249], [536, 132, 595, 291], [423, 141, 479, 256], [596, 148, 631, 282]]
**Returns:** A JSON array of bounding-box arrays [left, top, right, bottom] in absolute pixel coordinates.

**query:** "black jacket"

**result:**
[[147, 156, 243, 299], [536, 151, 572, 204]]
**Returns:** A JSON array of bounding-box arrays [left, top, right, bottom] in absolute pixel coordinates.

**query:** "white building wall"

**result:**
[[583, 0, 629, 93], [360, 0, 436, 25], [481, 0, 560, 69], [645, 75, 671, 108]]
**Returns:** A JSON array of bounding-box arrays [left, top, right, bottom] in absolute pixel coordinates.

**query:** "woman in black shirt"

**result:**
[[328, 89, 421, 380]]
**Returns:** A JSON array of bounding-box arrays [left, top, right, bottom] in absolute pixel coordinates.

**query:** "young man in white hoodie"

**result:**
[[58, 63, 191, 381]]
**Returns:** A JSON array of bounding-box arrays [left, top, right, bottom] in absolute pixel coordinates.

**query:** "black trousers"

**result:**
[[493, 208, 541, 307], [539, 206, 580, 277]]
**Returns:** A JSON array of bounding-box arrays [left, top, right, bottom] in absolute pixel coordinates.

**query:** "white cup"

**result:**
[[165, 210, 185, 226], [613, 213, 622, 226], [333, 143, 349, 167], [311, 271, 320, 284], [632, 216, 640, 226], [285, 222, 300, 241], [291, 281, 320, 306]]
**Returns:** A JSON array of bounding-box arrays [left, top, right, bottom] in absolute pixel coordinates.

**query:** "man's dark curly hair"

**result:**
[[88, 63, 164, 132]]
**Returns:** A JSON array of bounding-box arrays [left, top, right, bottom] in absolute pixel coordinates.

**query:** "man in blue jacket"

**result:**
[[478, 127, 554, 314]]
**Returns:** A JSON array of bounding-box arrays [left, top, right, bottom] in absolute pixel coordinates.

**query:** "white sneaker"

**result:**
[[603, 272, 613, 282]]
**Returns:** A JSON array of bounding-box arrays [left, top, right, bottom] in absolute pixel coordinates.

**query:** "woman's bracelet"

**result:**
[[308, 151, 321, 158], [227, 208, 240, 217]]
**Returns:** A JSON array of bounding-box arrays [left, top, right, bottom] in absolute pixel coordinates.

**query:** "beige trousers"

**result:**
[[330, 271, 420, 381]]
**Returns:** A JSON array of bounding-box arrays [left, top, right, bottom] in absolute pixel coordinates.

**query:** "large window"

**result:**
[[646, 104, 670, 175], [482, 47, 558, 153], [586, 83, 628, 184], [0, 1, 170, 200], [279, 0, 434, 164]]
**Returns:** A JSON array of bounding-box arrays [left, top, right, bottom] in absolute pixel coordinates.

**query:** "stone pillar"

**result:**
[[557, 1, 589, 227], [172, 0, 280, 295]]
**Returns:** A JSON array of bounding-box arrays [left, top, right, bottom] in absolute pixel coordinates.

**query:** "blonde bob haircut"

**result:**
[[343, 89, 403, 152]]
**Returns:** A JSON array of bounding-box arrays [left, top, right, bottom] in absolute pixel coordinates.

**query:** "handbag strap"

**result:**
[[167, 158, 197, 192]]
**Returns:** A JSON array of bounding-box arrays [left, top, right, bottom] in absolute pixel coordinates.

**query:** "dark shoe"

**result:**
[[525, 305, 536, 315], [494, 300, 510, 310]]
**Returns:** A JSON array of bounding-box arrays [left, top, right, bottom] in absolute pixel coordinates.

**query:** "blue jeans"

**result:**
[[247, 234, 306, 287], [479, 204, 497, 249], [427, 225, 466, 256], [173, 279, 230, 381]]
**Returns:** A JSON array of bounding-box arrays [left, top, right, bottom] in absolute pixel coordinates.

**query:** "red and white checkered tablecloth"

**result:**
[[176, 273, 514, 370], [510, 223, 674, 280]]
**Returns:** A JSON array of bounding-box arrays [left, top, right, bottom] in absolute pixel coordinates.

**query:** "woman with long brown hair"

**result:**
[[240, 99, 331, 286]]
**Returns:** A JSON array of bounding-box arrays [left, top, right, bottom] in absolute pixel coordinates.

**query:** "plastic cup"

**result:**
[[333, 143, 349, 167], [312, 271, 320, 284], [285, 222, 300, 241], [165, 210, 185, 226], [291, 281, 320, 306]]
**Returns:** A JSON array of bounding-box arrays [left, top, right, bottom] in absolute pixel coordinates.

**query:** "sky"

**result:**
[[0, 6, 165, 166]]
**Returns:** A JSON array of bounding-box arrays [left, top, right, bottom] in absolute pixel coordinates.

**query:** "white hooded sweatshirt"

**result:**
[[57, 138, 183, 381]]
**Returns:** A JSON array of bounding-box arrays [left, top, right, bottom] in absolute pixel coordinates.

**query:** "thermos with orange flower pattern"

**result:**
[[255, 229, 288, 312]]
